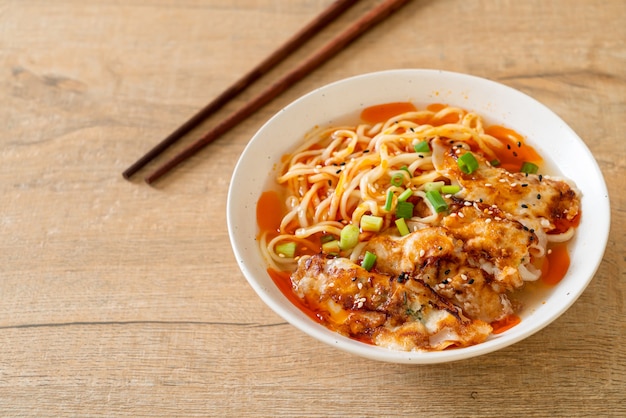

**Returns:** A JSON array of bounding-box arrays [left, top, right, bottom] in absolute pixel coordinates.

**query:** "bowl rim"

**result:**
[[227, 69, 610, 364]]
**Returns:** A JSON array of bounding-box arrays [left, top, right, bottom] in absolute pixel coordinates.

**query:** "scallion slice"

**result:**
[[395, 201, 414, 219], [390, 172, 405, 187], [441, 184, 460, 194], [520, 162, 539, 174], [457, 152, 479, 174], [490, 159, 501, 167], [361, 251, 377, 271], [321, 239, 341, 255], [425, 190, 448, 213], [384, 189, 394, 212], [424, 181, 445, 192], [275, 242, 296, 258], [339, 224, 359, 250], [413, 141, 430, 153], [398, 188, 413, 202], [395, 218, 410, 236], [360, 215, 383, 232]]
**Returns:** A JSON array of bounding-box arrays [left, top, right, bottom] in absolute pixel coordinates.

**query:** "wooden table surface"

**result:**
[[1, 0, 624, 416]]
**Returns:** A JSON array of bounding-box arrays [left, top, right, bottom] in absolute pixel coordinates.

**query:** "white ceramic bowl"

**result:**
[[227, 69, 610, 363]]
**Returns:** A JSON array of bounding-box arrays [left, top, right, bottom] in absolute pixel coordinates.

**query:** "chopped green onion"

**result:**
[[520, 162, 539, 174], [424, 181, 445, 192], [413, 141, 430, 153], [395, 201, 414, 219], [400, 165, 412, 178], [339, 224, 359, 250], [490, 159, 501, 167], [441, 184, 460, 194], [384, 189, 394, 212], [320, 234, 335, 244], [395, 218, 410, 236], [398, 188, 413, 202], [321, 239, 341, 255], [457, 152, 479, 174], [361, 251, 377, 271], [390, 172, 405, 187], [360, 215, 383, 232], [275, 242, 296, 258], [425, 190, 448, 213]]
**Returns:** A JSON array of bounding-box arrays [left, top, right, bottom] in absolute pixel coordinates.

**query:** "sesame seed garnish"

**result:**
[[494, 216, 502, 221], [517, 141, 522, 148], [521, 204, 528, 208], [464, 201, 472, 206], [461, 274, 468, 281], [485, 183, 492, 187], [511, 183, 517, 187], [357, 282, 363, 289], [548, 249, 553, 254], [537, 193, 542, 200], [521, 184, 528, 187], [449, 213, 457, 217], [468, 279, 475, 284], [499, 179, 507, 183], [485, 218, 492, 224], [419, 249, 426, 258], [458, 212, 465, 218]]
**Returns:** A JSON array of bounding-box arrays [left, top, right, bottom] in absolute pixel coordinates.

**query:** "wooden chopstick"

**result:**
[[122, 0, 359, 180], [144, 0, 410, 184]]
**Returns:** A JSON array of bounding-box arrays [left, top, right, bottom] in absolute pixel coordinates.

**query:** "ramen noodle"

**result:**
[[257, 102, 581, 351]]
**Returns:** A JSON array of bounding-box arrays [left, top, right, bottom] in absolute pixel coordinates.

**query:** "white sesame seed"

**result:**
[[485, 183, 492, 187], [458, 212, 465, 218], [357, 282, 363, 289], [511, 183, 517, 187], [419, 249, 426, 258], [485, 218, 492, 223], [499, 178, 507, 183], [461, 274, 468, 281], [494, 216, 502, 221], [357, 301, 364, 309], [449, 213, 457, 217], [445, 194, 452, 198], [464, 201, 472, 206]]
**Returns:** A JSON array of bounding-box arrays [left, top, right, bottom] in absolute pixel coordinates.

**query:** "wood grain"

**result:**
[[1, 0, 624, 416]]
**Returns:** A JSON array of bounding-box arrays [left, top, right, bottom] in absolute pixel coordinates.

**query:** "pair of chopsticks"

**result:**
[[123, 0, 411, 184]]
